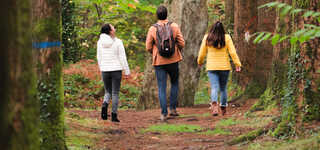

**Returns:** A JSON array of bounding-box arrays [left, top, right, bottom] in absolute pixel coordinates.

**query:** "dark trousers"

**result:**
[[101, 71, 122, 113], [154, 62, 179, 116]]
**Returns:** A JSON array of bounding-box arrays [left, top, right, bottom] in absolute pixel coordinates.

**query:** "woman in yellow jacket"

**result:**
[[197, 21, 241, 116]]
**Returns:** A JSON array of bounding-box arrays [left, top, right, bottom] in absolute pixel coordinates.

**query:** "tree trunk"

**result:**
[[32, 0, 67, 149], [255, 0, 276, 92], [233, 0, 261, 98], [137, 0, 208, 109], [251, 0, 320, 136], [0, 0, 39, 149], [225, 0, 234, 30], [295, 0, 320, 122]]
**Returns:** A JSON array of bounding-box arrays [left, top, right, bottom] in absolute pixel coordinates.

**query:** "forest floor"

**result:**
[[65, 98, 262, 150], [64, 60, 320, 150]]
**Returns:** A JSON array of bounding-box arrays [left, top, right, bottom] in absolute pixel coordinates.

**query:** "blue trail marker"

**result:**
[[33, 41, 61, 49]]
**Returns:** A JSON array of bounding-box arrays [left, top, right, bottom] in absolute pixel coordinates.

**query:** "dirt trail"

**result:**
[[66, 99, 256, 150]]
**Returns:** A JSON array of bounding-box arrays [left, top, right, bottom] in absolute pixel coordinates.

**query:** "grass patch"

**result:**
[[201, 128, 232, 135], [66, 129, 104, 150], [142, 124, 203, 134], [179, 113, 211, 118], [238, 116, 273, 129], [194, 88, 210, 105], [195, 71, 210, 105], [216, 118, 239, 127], [247, 133, 320, 150]]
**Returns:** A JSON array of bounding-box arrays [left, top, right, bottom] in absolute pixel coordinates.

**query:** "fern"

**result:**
[[254, 2, 320, 45]]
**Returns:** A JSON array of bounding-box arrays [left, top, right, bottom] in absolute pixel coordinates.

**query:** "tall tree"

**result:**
[[255, 0, 276, 93], [233, 0, 262, 98], [225, 0, 234, 30], [0, 0, 39, 149], [32, 0, 67, 149], [251, 0, 320, 136], [137, 0, 208, 109]]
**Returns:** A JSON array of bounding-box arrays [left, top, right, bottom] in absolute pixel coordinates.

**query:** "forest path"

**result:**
[[65, 98, 261, 150]]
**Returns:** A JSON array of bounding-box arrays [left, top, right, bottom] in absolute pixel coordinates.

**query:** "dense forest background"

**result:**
[[1, 0, 319, 149]]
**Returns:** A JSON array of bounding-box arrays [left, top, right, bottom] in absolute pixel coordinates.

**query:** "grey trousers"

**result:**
[[101, 71, 122, 113]]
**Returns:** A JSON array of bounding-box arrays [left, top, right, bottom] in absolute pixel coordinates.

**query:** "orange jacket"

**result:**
[[146, 19, 185, 66]]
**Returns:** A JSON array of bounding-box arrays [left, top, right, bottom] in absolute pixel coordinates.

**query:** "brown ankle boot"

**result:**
[[210, 102, 219, 116]]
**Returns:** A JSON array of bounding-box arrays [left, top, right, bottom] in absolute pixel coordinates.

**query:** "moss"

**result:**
[[249, 87, 276, 112], [272, 121, 291, 138], [39, 50, 66, 150], [243, 81, 266, 98], [228, 77, 245, 101], [33, 17, 61, 41], [227, 128, 266, 145], [3, 0, 40, 149], [302, 79, 320, 122], [142, 124, 203, 134]]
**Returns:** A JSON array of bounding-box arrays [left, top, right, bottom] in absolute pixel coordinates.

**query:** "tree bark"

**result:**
[[233, 0, 261, 98], [0, 0, 39, 149], [32, 0, 67, 149], [251, 0, 320, 136], [137, 0, 208, 109], [296, 0, 320, 122], [255, 0, 276, 91], [225, 0, 234, 30]]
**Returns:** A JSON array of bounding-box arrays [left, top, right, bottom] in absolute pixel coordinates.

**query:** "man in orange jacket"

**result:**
[[146, 5, 185, 121]]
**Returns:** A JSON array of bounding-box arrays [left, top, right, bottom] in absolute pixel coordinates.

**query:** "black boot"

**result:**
[[111, 113, 120, 122], [220, 106, 226, 116], [101, 103, 108, 120]]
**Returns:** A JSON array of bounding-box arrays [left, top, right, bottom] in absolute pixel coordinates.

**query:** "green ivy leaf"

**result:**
[[304, 24, 318, 29], [277, 3, 287, 9], [260, 33, 272, 43], [290, 8, 303, 15], [293, 29, 307, 37], [254, 32, 265, 44], [303, 11, 314, 18], [281, 5, 292, 16], [290, 36, 298, 45], [271, 34, 280, 45], [258, 1, 279, 9], [279, 35, 289, 42], [312, 12, 320, 18]]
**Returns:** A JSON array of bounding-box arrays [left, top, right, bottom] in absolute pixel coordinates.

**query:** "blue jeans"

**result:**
[[208, 70, 230, 107], [155, 63, 179, 116]]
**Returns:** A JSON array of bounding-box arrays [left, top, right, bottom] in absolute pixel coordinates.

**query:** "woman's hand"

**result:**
[[124, 75, 130, 79], [236, 66, 241, 72], [198, 64, 203, 68]]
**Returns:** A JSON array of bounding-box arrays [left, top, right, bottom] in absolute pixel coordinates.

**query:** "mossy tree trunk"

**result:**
[[294, 0, 320, 122], [137, 0, 208, 109], [251, 0, 320, 137], [32, 0, 67, 149], [0, 0, 39, 149]]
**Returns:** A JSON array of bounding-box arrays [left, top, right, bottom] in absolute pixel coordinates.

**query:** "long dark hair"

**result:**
[[206, 21, 226, 49]]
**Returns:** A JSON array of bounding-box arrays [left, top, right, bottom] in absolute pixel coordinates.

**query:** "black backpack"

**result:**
[[153, 22, 175, 58]]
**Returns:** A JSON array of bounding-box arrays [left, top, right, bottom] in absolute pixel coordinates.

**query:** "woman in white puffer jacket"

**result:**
[[97, 23, 130, 122]]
